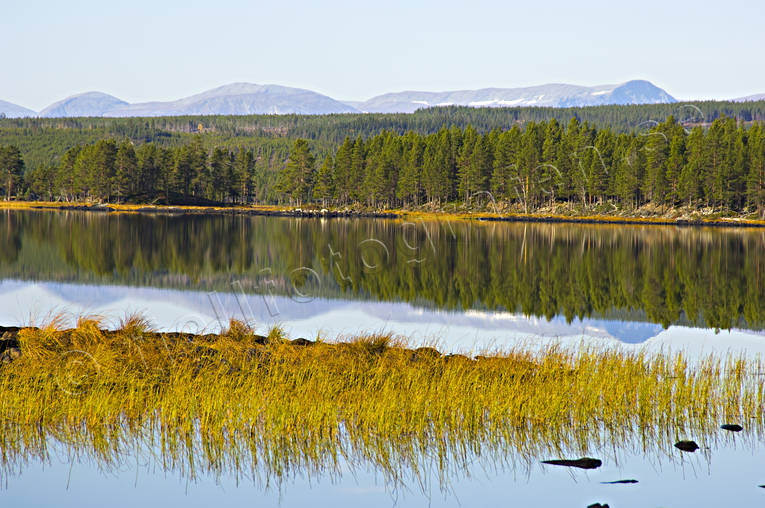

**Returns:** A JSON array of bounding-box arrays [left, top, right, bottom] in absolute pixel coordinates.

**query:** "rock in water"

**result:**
[[721, 424, 743, 432], [587, 504, 610, 508], [541, 457, 602, 469], [601, 479, 638, 484], [674, 440, 700, 452]]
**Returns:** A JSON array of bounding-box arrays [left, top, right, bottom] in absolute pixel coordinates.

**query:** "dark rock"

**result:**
[[291, 338, 314, 346], [542, 457, 602, 469], [587, 504, 610, 508], [721, 423, 743, 432], [601, 479, 638, 484], [0, 327, 21, 336], [674, 440, 700, 452]]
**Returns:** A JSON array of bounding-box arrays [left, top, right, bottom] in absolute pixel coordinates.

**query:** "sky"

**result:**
[[3, 0, 765, 111]]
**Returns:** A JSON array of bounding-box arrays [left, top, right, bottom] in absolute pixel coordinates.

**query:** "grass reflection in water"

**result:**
[[0, 316, 762, 493]]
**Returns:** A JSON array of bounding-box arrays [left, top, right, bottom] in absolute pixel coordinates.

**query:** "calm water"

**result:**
[[1, 209, 765, 506]]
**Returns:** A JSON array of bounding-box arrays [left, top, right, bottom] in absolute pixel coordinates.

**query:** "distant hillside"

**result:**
[[39, 92, 129, 117], [0, 100, 36, 118], [108, 83, 360, 116], [349, 80, 676, 113], [13, 80, 679, 118], [35, 84, 359, 118], [736, 93, 765, 102]]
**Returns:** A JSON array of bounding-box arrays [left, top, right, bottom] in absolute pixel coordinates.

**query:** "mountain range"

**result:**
[[0, 80, 760, 118]]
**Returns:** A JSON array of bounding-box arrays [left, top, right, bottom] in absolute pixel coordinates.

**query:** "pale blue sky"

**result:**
[[3, 0, 765, 111]]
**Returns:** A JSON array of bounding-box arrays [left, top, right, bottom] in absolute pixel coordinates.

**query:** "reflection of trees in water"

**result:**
[[0, 209, 763, 330]]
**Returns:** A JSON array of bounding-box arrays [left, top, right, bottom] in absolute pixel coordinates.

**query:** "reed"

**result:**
[[0, 316, 763, 489]]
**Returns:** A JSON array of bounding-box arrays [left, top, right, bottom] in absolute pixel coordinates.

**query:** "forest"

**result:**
[[1, 114, 764, 215], [3, 99, 765, 170]]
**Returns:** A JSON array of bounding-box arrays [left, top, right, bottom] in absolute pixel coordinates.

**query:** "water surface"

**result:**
[[1, 209, 764, 506]]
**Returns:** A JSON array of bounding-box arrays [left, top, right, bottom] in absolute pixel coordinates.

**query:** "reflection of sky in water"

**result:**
[[3, 278, 765, 506], [2, 279, 763, 358], [3, 433, 765, 507]]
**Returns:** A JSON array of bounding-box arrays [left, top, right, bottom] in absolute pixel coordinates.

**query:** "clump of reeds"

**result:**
[[0, 316, 763, 488]]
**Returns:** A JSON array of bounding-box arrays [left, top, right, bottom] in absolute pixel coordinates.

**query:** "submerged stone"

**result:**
[[721, 424, 743, 432], [587, 503, 610, 508], [674, 440, 700, 452], [542, 457, 602, 469]]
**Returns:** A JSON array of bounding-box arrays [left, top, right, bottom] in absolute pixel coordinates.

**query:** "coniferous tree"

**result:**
[[0, 145, 24, 200], [114, 141, 137, 203], [665, 133, 686, 205], [747, 124, 765, 216], [679, 127, 704, 207], [277, 139, 315, 206], [313, 155, 334, 207]]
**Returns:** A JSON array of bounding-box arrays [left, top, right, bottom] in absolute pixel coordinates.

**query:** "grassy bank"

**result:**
[[1, 318, 763, 485], [1, 200, 765, 227]]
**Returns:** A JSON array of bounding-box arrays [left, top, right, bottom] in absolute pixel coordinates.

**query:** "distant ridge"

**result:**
[[34, 83, 359, 118], [0, 100, 36, 118], [5, 80, 678, 118], [347, 80, 676, 113], [105, 83, 360, 116], [39, 91, 129, 117], [735, 93, 765, 102]]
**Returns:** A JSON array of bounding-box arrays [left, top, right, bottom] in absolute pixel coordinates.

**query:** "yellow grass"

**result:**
[[1, 200, 764, 227], [0, 317, 763, 487]]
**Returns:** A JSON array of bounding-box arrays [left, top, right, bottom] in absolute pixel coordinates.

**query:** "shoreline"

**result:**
[[1, 200, 765, 228]]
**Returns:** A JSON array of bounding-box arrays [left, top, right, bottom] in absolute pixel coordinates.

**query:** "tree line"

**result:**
[[4, 99, 765, 170], [2, 115, 764, 214]]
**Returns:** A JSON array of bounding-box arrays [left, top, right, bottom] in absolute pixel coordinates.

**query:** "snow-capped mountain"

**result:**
[[5, 80, 680, 118], [347, 80, 676, 113]]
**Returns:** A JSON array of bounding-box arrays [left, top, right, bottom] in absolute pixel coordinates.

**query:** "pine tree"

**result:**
[[664, 133, 686, 205], [642, 120, 671, 205], [679, 127, 703, 208], [615, 138, 644, 209], [332, 137, 353, 204], [397, 136, 423, 207], [747, 123, 765, 217], [0, 145, 24, 200], [208, 147, 228, 202], [114, 141, 137, 203], [491, 127, 520, 201], [456, 126, 478, 203], [313, 155, 334, 207], [56, 146, 81, 201], [349, 137, 366, 203], [277, 139, 315, 206]]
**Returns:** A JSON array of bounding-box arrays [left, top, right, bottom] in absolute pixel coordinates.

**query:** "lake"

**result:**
[[1, 209, 764, 507]]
